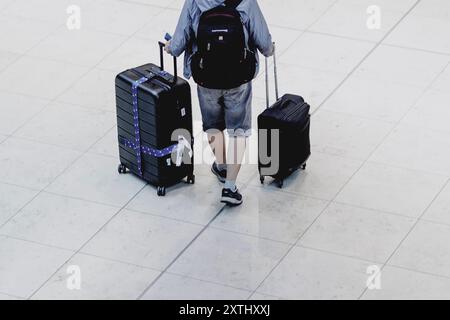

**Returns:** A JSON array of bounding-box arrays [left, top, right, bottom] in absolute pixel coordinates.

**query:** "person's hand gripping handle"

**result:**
[[164, 33, 172, 54]]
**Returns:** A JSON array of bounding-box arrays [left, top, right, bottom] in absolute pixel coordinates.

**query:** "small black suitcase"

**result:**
[[258, 44, 311, 188], [115, 41, 195, 196]]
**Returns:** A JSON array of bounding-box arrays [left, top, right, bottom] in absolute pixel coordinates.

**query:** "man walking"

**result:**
[[165, 0, 273, 206]]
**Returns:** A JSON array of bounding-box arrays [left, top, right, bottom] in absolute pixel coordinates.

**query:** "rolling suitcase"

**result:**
[[115, 41, 195, 196], [258, 43, 311, 188]]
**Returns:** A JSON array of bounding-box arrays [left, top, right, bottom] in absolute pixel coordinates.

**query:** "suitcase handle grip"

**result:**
[[265, 42, 279, 109], [158, 41, 178, 80], [279, 98, 296, 109]]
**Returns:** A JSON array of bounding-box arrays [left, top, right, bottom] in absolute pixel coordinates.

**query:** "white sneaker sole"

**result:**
[[221, 196, 243, 206]]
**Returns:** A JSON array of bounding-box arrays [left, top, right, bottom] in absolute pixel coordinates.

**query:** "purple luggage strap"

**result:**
[[119, 75, 177, 177]]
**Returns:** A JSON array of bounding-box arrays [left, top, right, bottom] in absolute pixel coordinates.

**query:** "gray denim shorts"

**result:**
[[197, 82, 252, 137]]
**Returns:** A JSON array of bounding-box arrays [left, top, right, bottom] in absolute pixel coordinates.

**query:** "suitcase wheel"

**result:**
[[277, 180, 284, 189], [157, 186, 166, 197], [186, 174, 195, 185], [260, 176, 265, 184], [301, 163, 307, 170], [118, 164, 127, 174]]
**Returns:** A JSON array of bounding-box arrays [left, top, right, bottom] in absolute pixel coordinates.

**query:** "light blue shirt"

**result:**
[[167, 0, 274, 79]]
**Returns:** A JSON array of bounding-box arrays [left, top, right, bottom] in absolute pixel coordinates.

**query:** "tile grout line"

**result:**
[[10, 162, 448, 294], [5, 185, 429, 281], [296, 243, 381, 265], [259, 0, 341, 77], [0, 51, 22, 74], [248, 0, 425, 300], [0, 57, 142, 231], [26, 182, 149, 300], [72, 251, 162, 274], [0, 7, 161, 149], [95, 146, 257, 299], [247, 202, 333, 299], [346, 53, 450, 300], [252, 0, 341, 84], [366, 158, 450, 179], [305, 29, 378, 44], [347, 59, 450, 298], [331, 199, 426, 220], [4, 87, 117, 113], [6, 4, 182, 299], [383, 42, 450, 58], [242, 0, 350, 300], [3, 229, 253, 296], [125, 0, 183, 43], [0, 2, 185, 192], [3, 1, 168, 145], [420, 216, 450, 229], [0, 123, 129, 231], [136, 206, 227, 300], [311, 0, 423, 116], [304, 29, 450, 58], [3, 231, 257, 296], [0, 290, 26, 300], [357, 176, 450, 300], [383, 259, 450, 284], [6, 134, 260, 299], [29, 187, 124, 208], [308, 104, 450, 136], [135, 179, 257, 300], [0, 17, 69, 147], [0, 2, 171, 230], [1, 234, 77, 254], [353, 60, 450, 299], [162, 270, 255, 295], [310, 148, 450, 182], [155, 269, 253, 295], [5, 126, 116, 154], [0, 180, 42, 192], [248, 152, 399, 299], [11, 114, 252, 300]]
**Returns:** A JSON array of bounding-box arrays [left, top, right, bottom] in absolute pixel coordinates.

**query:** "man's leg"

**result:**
[[208, 129, 227, 183], [197, 86, 228, 182], [225, 135, 247, 191], [220, 82, 252, 205], [207, 130, 226, 168]]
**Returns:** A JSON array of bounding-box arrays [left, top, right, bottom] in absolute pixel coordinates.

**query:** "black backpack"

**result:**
[[192, 0, 257, 89]]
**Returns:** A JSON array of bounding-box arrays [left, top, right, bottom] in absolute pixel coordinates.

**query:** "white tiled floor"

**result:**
[[0, 0, 449, 300]]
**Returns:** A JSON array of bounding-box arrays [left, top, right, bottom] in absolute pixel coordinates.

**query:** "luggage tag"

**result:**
[[176, 98, 186, 118]]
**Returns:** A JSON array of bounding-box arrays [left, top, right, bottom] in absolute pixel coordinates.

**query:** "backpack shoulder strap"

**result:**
[[224, 0, 243, 9]]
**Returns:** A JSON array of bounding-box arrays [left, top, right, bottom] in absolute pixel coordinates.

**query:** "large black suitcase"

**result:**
[[258, 44, 311, 188], [115, 41, 195, 196]]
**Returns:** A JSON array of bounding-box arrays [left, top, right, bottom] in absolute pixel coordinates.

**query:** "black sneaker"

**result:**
[[221, 188, 243, 206], [211, 162, 227, 183]]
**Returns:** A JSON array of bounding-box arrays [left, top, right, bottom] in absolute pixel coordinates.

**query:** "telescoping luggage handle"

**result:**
[[265, 42, 279, 109], [158, 37, 178, 80]]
